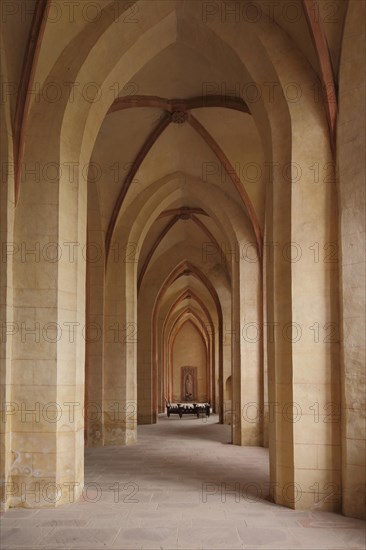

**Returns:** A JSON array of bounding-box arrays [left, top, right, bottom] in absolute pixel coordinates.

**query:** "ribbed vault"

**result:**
[[2, 0, 358, 519]]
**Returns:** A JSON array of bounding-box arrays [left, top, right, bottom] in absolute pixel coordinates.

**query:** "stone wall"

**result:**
[[337, 0, 366, 521]]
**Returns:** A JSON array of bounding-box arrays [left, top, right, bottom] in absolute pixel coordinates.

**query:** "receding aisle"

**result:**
[[1, 415, 364, 549]]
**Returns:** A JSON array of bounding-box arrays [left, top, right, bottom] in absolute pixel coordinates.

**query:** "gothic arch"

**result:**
[[1, 0, 350, 516]]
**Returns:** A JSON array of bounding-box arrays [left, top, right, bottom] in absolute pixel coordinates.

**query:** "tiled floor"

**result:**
[[1, 415, 365, 549]]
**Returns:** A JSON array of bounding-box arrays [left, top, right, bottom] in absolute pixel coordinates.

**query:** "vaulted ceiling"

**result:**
[[2, 0, 348, 295]]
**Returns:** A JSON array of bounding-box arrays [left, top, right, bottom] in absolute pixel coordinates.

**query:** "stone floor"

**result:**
[[1, 415, 365, 549]]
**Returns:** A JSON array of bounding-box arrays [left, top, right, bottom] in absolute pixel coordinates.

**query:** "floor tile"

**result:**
[[1, 415, 365, 550]]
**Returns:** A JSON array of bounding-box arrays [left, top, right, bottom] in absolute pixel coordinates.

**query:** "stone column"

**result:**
[[8, 154, 86, 507], [103, 253, 137, 446], [232, 243, 262, 446], [0, 95, 15, 512], [337, 0, 366, 520]]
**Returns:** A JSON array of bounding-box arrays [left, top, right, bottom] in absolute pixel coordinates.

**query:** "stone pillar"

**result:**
[[0, 95, 14, 512], [84, 236, 105, 447], [337, 0, 366, 520], [232, 243, 262, 446], [268, 103, 341, 511], [8, 156, 86, 507], [103, 255, 137, 446]]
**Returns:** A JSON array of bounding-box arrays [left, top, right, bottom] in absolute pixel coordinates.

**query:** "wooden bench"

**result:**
[[166, 402, 210, 418]]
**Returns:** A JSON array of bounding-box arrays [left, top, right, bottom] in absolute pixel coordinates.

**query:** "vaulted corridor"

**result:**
[[1, 1, 365, 547]]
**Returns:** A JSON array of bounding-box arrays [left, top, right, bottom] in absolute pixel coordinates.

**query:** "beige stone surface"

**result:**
[[2, 416, 365, 549], [337, 0, 366, 521], [0, 0, 364, 526]]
